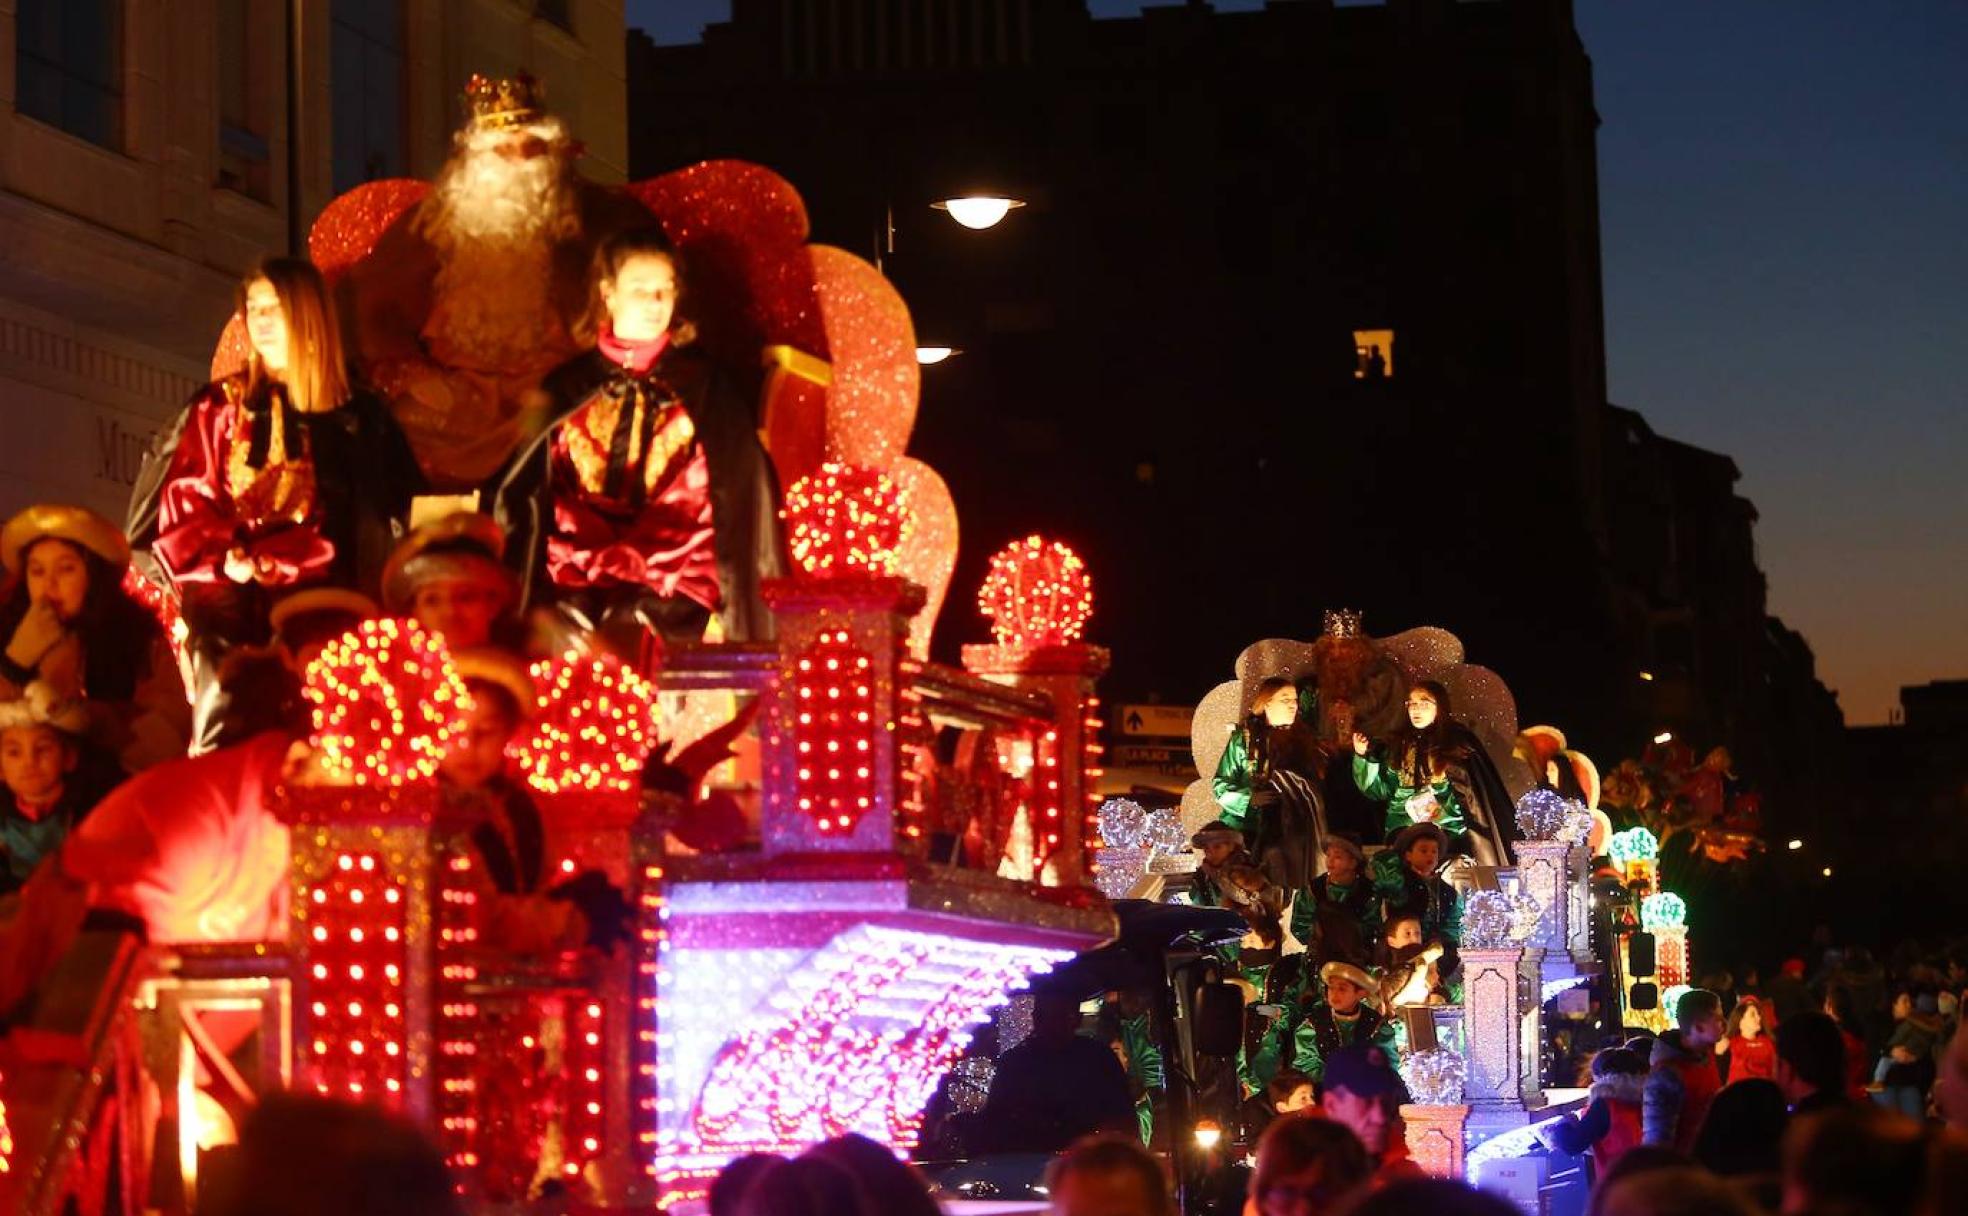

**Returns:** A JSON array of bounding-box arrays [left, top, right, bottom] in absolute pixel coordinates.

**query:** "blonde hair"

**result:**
[[240, 256, 350, 414]]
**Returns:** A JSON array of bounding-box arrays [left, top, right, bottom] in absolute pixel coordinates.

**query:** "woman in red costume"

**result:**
[[495, 226, 785, 654], [128, 257, 422, 740]]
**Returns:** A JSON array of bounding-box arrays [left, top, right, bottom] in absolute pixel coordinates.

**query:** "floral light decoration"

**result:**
[[1600, 739, 1765, 865], [780, 461, 912, 577], [1400, 1046, 1467, 1106], [977, 535, 1094, 650], [1606, 827, 1660, 870], [516, 651, 660, 796], [1093, 798, 1186, 899], [1513, 788, 1572, 841], [304, 618, 470, 787], [1461, 890, 1543, 950], [1640, 891, 1688, 931]]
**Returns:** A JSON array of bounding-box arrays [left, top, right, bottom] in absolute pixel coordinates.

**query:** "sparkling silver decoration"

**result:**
[[1514, 788, 1572, 841], [1559, 799, 1595, 846], [946, 1055, 996, 1114], [1400, 1046, 1467, 1106], [1461, 889, 1543, 950], [1095, 798, 1187, 898]]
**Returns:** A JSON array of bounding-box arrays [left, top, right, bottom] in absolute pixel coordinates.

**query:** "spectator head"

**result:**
[[1250, 1115, 1371, 1216], [1781, 1103, 1927, 1216], [1589, 1046, 1646, 1082], [1774, 1011, 1847, 1104], [1692, 1078, 1786, 1178], [1584, 1146, 1694, 1216], [1339, 1179, 1521, 1216], [1824, 984, 1858, 1028], [1319, 1044, 1405, 1157], [1781, 958, 1805, 980], [198, 1095, 462, 1216], [1045, 1134, 1173, 1216], [1675, 988, 1726, 1052], [735, 1155, 867, 1216], [1593, 1166, 1760, 1216], [1268, 1069, 1318, 1115], [708, 1153, 783, 1216], [1726, 997, 1765, 1040], [804, 1135, 939, 1216]]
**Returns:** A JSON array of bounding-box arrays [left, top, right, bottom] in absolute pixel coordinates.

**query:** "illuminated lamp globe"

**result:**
[[932, 196, 1024, 230], [977, 535, 1094, 650], [781, 462, 913, 577], [303, 618, 470, 788], [515, 651, 659, 796]]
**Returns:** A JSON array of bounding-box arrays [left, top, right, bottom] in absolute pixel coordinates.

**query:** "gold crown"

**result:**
[[1323, 608, 1364, 639], [465, 72, 544, 130]]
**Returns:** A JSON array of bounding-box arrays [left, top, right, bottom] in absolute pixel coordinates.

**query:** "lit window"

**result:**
[[1353, 328, 1394, 380]]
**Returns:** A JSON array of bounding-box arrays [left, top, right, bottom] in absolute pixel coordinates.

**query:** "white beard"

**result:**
[[417, 123, 584, 375]]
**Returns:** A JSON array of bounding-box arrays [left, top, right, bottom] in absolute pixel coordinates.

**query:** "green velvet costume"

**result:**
[[1291, 1000, 1397, 1084]]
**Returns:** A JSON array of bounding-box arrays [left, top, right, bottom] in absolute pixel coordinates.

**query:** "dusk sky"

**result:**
[[630, 0, 1967, 725]]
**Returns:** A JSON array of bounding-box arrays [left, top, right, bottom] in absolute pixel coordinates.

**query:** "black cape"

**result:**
[[491, 348, 786, 643]]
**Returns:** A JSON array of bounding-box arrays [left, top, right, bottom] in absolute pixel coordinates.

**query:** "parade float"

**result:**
[[0, 74, 1695, 1216]]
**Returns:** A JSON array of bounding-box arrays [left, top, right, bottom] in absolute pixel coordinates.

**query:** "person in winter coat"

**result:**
[[1540, 1046, 1647, 1182], [1643, 988, 1726, 1151]]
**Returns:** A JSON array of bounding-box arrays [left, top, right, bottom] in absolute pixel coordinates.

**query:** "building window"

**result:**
[[535, 0, 573, 33], [217, 0, 273, 200], [1353, 328, 1394, 380], [331, 0, 406, 195], [15, 0, 124, 151]]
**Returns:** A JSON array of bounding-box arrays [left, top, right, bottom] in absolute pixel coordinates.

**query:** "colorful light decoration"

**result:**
[[1606, 827, 1660, 868], [780, 462, 912, 577], [516, 651, 659, 796], [1662, 984, 1694, 1025], [791, 632, 879, 835], [1401, 1046, 1467, 1106], [976, 535, 1094, 650], [0, 1063, 11, 1175], [435, 850, 482, 1174], [638, 861, 666, 1185], [304, 618, 470, 788], [1640, 891, 1687, 930], [680, 926, 1072, 1153], [1461, 890, 1542, 950], [300, 852, 410, 1105], [1513, 788, 1573, 841], [563, 998, 608, 1181]]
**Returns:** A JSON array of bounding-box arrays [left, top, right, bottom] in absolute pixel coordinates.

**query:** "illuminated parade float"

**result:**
[[0, 75, 1727, 1216]]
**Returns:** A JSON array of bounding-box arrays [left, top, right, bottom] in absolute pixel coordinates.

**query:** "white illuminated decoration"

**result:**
[[1401, 1047, 1467, 1106], [935, 196, 1023, 229], [659, 923, 1072, 1176]]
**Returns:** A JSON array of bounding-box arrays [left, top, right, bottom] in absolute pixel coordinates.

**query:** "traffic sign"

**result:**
[[1117, 704, 1194, 738]]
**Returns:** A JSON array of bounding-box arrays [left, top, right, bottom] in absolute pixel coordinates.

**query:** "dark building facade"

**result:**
[[629, 0, 1835, 780], [1842, 682, 1968, 938]]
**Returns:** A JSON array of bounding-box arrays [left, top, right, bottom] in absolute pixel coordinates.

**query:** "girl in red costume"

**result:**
[[129, 257, 421, 740], [496, 226, 786, 656], [1718, 996, 1777, 1084]]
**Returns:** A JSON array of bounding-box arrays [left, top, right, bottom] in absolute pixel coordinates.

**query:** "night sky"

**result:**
[[629, 0, 1968, 725]]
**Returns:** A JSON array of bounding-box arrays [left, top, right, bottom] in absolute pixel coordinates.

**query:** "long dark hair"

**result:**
[[1385, 680, 1474, 785], [0, 539, 164, 700], [1242, 677, 1324, 780]]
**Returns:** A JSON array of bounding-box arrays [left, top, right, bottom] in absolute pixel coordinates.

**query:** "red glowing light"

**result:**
[[780, 462, 912, 577], [977, 535, 1094, 650], [791, 631, 879, 835], [300, 853, 409, 1106], [515, 651, 660, 795], [303, 618, 469, 787]]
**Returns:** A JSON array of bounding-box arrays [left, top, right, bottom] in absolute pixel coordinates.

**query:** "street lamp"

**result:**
[[932, 195, 1024, 230], [915, 346, 959, 365], [1652, 731, 1673, 745], [1787, 839, 1803, 851]]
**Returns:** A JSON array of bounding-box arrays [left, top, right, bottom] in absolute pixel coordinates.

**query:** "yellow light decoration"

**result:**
[[515, 651, 660, 795], [977, 535, 1094, 650], [780, 461, 913, 577], [303, 618, 470, 788]]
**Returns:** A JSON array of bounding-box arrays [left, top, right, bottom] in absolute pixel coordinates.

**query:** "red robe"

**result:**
[[151, 376, 335, 587]]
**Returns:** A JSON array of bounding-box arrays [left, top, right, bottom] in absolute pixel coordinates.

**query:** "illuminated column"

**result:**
[[1512, 841, 1572, 960], [761, 575, 925, 853], [283, 786, 440, 1120], [1459, 947, 1533, 1111], [1566, 844, 1593, 965], [962, 536, 1106, 887], [1402, 1105, 1469, 1179]]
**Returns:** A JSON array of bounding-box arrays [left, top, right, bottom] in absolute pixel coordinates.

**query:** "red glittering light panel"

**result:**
[[781, 462, 911, 577], [977, 536, 1095, 650], [516, 652, 659, 796], [793, 631, 879, 834], [304, 619, 470, 788], [302, 851, 411, 1105]]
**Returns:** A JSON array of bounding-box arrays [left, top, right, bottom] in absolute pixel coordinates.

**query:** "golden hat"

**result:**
[[381, 513, 515, 612], [1, 504, 130, 574], [452, 647, 538, 719], [1320, 962, 1377, 995], [0, 681, 90, 735], [466, 72, 545, 131], [269, 588, 380, 637], [1519, 724, 1569, 749]]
